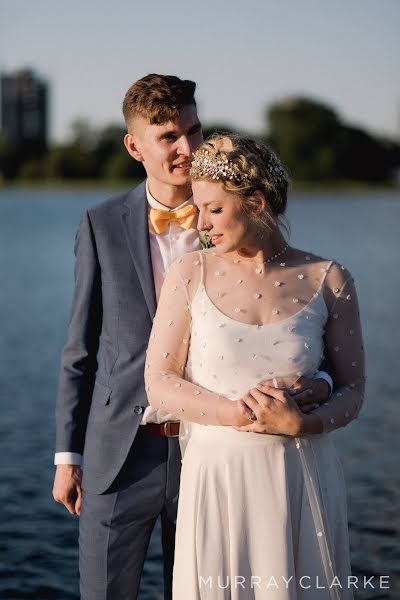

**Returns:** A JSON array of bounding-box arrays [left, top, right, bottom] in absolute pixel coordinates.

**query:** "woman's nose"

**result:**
[[197, 214, 211, 232]]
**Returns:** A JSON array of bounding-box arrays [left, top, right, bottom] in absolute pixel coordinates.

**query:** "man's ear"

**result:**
[[251, 190, 267, 215], [124, 133, 144, 162]]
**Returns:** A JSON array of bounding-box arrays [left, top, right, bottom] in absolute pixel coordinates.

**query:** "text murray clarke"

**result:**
[[199, 575, 390, 591]]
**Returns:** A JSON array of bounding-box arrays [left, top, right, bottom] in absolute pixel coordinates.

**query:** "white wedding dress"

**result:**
[[145, 249, 365, 599]]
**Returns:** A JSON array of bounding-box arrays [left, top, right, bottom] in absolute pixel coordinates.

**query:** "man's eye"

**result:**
[[210, 207, 222, 214]]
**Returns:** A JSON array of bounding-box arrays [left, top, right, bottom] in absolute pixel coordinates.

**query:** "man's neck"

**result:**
[[147, 178, 192, 209]]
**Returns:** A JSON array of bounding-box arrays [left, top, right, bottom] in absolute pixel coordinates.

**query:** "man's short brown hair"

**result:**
[[123, 74, 197, 128]]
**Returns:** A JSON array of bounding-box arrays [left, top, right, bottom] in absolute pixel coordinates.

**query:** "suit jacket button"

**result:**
[[134, 406, 144, 415]]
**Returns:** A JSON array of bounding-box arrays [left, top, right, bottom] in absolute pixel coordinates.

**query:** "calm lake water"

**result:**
[[0, 187, 399, 599]]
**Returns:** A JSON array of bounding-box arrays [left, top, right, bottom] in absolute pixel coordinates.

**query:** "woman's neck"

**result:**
[[226, 228, 288, 264]]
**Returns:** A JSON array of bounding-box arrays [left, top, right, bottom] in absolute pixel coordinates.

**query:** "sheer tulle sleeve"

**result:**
[[145, 253, 233, 426], [313, 263, 365, 432]]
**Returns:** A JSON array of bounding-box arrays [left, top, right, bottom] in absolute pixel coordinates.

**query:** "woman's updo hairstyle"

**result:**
[[190, 133, 289, 234]]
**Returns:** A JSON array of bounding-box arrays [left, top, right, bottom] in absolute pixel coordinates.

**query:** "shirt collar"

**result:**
[[146, 179, 194, 211]]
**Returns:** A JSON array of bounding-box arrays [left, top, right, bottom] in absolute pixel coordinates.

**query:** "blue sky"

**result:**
[[1, 0, 399, 142]]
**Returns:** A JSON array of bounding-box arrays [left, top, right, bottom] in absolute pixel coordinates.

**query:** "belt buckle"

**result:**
[[163, 421, 179, 438]]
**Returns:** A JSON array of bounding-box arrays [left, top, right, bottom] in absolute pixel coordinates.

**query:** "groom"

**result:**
[[53, 74, 332, 600]]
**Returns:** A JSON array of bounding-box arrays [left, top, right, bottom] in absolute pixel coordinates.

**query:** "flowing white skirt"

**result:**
[[173, 425, 352, 600]]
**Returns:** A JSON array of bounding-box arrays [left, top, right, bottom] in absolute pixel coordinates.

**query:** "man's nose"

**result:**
[[177, 135, 191, 156]]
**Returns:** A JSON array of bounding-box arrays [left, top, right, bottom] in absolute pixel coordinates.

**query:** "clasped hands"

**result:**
[[233, 376, 327, 436]]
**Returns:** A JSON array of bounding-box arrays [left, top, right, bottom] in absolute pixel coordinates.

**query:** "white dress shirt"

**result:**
[[54, 181, 332, 465]]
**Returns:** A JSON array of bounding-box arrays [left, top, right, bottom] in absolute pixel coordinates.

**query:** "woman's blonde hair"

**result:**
[[190, 133, 289, 234]]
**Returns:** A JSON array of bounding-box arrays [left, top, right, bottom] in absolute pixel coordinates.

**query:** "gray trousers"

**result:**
[[79, 434, 181, 600]]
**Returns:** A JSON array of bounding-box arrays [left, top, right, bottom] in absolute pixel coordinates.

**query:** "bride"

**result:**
[[145, 134, 365, 599]]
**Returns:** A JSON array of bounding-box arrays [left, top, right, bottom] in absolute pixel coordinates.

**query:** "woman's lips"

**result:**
[[211, 234, 223, 244]]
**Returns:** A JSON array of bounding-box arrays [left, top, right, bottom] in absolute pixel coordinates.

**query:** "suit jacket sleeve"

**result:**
[[55, 210, 102, 454]]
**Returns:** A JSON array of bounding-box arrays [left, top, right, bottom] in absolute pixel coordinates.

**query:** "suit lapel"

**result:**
[[121, 182, 157, 318]]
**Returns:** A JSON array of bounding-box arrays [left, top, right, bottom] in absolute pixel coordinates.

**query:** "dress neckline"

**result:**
[[196, 283, 326, 329]]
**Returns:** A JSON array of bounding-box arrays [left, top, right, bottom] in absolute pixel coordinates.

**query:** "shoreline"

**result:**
[[0, 179, 398, 195]]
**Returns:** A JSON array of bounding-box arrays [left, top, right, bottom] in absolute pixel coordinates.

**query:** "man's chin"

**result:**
[[169, 171, 191, 186]]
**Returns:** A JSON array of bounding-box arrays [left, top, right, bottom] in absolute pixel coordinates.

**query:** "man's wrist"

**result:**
[[296, 413, 324, 435], [56, 463, 82, 472]]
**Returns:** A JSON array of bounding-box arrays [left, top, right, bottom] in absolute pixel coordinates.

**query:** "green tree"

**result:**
[[94, 124, 126, 171], [18, 157, 45, 180], [336, 126, 392, 182], [267, 97, 340, 181], [43, 144, 96, 179], [102, 149, 145, 180], [266, 96, 399, 183]]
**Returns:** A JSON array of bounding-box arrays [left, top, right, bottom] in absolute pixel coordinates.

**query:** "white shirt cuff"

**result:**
[[313, 370, 333, 396], [54, 452, 83, 466]]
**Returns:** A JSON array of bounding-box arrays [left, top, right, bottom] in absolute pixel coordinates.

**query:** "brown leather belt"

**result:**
[[137, 421, 180, 438]]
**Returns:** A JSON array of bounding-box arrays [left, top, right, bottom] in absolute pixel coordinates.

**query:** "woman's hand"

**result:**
[[234, 384, 305, 435]]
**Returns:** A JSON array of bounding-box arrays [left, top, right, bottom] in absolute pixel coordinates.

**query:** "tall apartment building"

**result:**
[[1, 69, 48, 154]]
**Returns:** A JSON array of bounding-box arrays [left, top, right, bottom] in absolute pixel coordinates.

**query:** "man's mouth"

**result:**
[[173, 161, 191, 171]]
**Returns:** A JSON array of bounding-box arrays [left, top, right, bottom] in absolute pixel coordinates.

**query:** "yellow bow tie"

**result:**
[[149, 205, 197, 234]]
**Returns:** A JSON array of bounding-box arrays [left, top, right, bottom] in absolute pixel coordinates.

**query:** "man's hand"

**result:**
[[289, 376, 330, 413], [53, 465, 82, 516]]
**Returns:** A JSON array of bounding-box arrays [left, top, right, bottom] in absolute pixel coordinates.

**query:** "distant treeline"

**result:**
[[1, 96, 399, 184]]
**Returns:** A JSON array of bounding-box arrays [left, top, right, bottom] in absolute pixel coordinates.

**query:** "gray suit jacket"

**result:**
[[55, 181, 160, 494]]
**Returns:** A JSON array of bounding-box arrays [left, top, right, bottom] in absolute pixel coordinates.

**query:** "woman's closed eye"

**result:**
[[210, 207, 222, 214]]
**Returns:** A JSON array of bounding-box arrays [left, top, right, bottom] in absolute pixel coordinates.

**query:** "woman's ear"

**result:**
[[251, 190, 267, 215], [124, 133, 144, 162]]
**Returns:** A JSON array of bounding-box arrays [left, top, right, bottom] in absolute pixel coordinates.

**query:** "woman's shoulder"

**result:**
[[170, 249, 201, 267], [288, 247, 350, 275], [287, 247, 328, 266], [287, 248, 354, 296], [166, 251, 203, 282]]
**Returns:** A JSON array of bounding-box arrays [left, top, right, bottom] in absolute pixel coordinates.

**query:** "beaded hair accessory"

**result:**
[[191, 146, 287, 189], [190, 149, 250, 184]]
